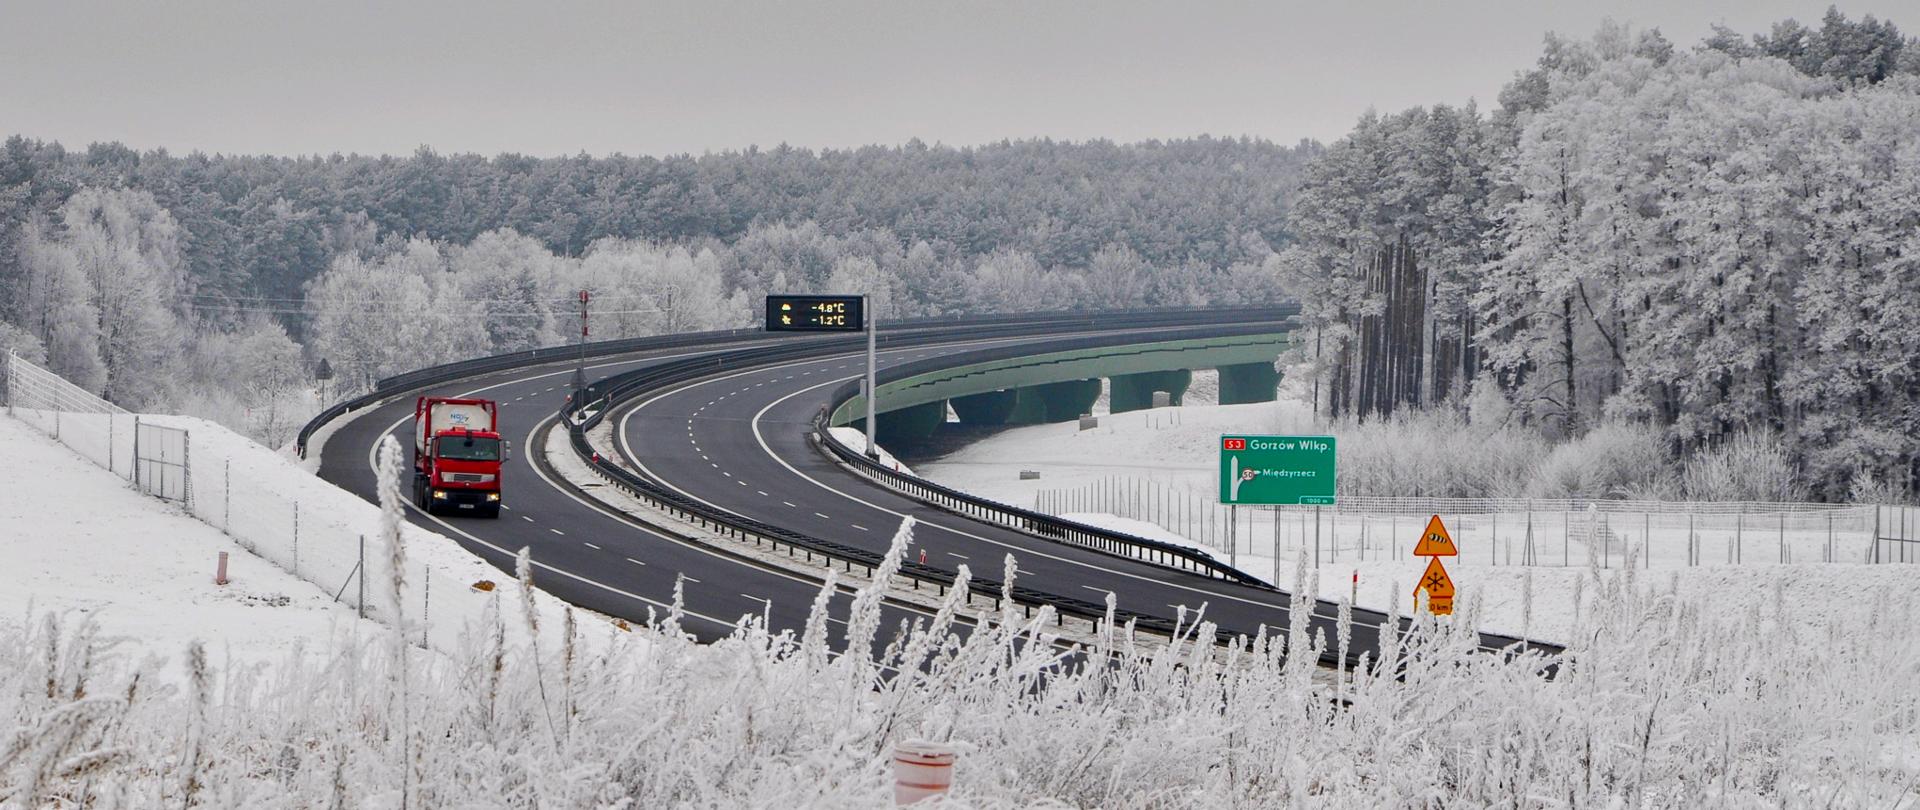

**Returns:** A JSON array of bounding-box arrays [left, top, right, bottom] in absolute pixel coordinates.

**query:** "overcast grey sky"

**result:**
[[3, 1, 1912, 158]]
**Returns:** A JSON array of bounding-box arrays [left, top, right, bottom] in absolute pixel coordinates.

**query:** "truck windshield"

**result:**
[[437, 436, 500, 461]]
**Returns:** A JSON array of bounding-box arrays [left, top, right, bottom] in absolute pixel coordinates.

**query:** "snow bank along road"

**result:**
[[319, 312, 1558, 666]]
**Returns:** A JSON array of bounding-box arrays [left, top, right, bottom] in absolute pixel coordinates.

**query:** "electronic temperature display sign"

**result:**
[[765, 295, 865, 332]]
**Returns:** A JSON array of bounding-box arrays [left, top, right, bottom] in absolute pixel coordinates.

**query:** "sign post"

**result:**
[[864, 294, 877, 458], [1411, 514, 1458, 615]]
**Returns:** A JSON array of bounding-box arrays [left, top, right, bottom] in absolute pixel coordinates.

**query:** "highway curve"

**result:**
[[313, 314, 1272, 654], [607, 327, 1559, 668], [318, 311, 1559, 667], [315, 336, 948, 647]]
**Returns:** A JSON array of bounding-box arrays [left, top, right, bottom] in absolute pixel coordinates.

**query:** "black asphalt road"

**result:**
[[320, 323, 1555, 668], [316, 341, 944, 649], [615, 332, 1556, 665]]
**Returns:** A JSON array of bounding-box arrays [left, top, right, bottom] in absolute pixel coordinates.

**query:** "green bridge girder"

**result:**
[[831, 333, 1288, 427]]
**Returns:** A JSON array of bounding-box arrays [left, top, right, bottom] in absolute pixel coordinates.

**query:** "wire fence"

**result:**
[[3, 351, 488, 652], [1036, 475, 1911, 574]]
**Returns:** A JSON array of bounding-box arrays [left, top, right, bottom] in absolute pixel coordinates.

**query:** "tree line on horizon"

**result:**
[[0, 136, 1311, 443], [0, 7, 1915, 500]]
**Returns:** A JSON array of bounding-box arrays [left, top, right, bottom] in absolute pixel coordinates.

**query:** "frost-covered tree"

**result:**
[[448, 228, 563, 354], [822, 255, 904, 320], [11, 219, 105, 392], [571, 239, 744, 339], [304, 242, 446, 392], [17, 188, 188, 407], [967, 249, 1079, 313]]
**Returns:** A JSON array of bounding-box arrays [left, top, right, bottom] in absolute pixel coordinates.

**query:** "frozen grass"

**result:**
[[3, 520, 1917, 806]]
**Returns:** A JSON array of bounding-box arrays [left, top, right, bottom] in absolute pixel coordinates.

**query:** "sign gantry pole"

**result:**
[[864, 293, 879, 459]]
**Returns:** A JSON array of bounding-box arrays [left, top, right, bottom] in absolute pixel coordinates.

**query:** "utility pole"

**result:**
[[864, 293, 879, 459], [571, 290, 590, 395]]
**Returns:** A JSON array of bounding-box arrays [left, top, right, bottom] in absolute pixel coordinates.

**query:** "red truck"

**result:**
[[413, 396, 505, 518]]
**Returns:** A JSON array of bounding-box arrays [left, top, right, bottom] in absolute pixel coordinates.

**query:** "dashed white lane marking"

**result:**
[[723, 471, 732, 477], [738, 480, 748, 486], [757, 490, 768, 497], [550, 528, 565, 536], [947, 552, 969, 559], [625, 557, 646, 566], [783, 501, 797, 507], [700, 454, 708, 461], [814, 512, 830, 519], [710, 462, 719, 468], [584, 542, 602, 550], [1081, 585, 1113, 594], [741, 593, 769, 602], [681, 576, 703, 584], [851, 524, 869, 532], [500, 505, 510, 511], [522, 516, 535, 522]]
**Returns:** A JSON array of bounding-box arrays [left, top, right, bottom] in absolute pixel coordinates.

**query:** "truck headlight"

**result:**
[[486, 492, 500, 502], [432, 490, 449, 500]]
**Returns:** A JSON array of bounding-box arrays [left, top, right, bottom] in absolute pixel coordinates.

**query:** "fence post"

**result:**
[[358, 534, 366, 619], [1779, 513, 1785, 564], [182, 432, 191, 508], [132, 417, 140, 490], [1736, 513, 1743, 565]]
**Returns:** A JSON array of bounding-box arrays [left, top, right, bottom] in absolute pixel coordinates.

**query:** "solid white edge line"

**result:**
[[612, 336, 1366, 632]]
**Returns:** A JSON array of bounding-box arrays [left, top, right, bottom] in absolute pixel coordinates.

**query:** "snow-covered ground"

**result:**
[[924, 401, 1908, 644], [7, 407, 1920, 804], [0, 414, 384, 686], [829, 425, 915, 475], [924, 399, 1305, 506]]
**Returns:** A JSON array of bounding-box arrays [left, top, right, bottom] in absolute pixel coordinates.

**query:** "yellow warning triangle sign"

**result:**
[[1415, 556, 1455, 600], [1412, 514, 1458, 557]]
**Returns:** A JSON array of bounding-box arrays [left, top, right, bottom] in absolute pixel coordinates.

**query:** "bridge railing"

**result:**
[[559, 338, 1205, 639], [294, 305, 1299, 459], [555, 309, 1305, 644]]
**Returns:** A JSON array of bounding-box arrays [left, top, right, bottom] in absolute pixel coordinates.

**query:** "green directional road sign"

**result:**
[[1219, 435, 1337, 505]]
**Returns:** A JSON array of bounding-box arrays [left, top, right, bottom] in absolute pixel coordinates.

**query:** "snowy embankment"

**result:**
[[921, 401, 1911, 644], [0, 414, 381, 685], [829, 425, 915, 475], [5, 412, 1920, 803]]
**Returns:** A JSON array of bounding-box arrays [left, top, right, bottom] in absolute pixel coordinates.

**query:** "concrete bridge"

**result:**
[[829, 332, 1289, 444]]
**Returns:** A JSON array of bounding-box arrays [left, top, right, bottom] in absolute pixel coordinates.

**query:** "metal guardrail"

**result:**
[[809, 331, 1293, 587], [293, 306, 1300, 459], [295, 305, 1319, 644], [556, 309, 1302, 642]]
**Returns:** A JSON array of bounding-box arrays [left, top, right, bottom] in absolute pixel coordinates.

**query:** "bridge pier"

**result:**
[[866, 399, 948, 445], [1017, 379, 1102, 423], [1216, 362, 1281, 405], [950, 389, 1019, 425], [1109, 369, 1191, 413]]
